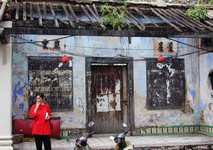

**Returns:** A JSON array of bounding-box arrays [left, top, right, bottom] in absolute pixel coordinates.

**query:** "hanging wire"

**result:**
[[12, 35, 73, 44], [11, 34, 156, 51], [11, 35, 156, 51], [166, 37, 211, 57], [10, 34, 211, 59]]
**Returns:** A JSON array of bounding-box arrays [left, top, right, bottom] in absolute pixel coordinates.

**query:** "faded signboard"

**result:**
[[28, 56, 73, 112]]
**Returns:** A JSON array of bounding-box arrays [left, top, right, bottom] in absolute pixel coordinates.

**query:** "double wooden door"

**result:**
[[90, 65, 128, 133]]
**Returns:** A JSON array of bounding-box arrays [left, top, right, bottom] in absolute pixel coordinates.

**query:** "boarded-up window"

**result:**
[[28, 56, 73, 112], [146, 58, 185, 109]]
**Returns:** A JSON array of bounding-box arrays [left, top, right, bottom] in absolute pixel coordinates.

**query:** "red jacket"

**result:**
[[29, 103, 52, 135]]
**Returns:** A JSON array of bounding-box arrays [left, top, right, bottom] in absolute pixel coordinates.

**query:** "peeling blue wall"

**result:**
[[200, 53, 213, 126]]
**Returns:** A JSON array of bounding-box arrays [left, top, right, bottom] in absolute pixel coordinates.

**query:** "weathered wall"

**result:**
[[12, 35, 199, 129], [0, 41, 13, 149], [200, 53, 213, 126], [133, 38, 199, 127]]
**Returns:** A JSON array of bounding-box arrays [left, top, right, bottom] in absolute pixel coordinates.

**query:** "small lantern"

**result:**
[[54, 40, 60, 50], [167, 42, 173, 52], [158, 41, 163, 52], [158, 55, 166, 63], [60, 55, 71, 64], [42, 39, 49, 49]]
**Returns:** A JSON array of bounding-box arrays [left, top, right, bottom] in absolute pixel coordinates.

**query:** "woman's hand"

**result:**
[[45, 112, 50, 120], [34, 102, 41, 113]]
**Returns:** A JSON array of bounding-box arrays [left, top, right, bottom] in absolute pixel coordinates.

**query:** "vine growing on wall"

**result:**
[[100, 0, 128, 30]]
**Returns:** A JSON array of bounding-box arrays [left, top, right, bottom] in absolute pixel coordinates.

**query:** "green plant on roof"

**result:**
[[100, 4, 127, 30], [185, 5, 208, 21], [210, 0, 213, 5]]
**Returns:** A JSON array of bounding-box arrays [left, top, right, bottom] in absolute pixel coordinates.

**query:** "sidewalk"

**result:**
[[13, 134, 213, 150]]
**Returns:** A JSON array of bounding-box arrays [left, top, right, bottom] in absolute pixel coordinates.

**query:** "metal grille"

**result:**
[[28, 56, 73, 112]]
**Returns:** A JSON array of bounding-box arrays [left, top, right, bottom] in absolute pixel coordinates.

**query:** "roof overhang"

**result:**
[[2, 0, 213, 37]]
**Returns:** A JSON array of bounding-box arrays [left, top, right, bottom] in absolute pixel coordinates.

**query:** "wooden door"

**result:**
[[91, 65, 124, 133]]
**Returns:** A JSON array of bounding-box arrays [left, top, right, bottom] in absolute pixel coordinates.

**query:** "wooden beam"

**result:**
[[29, 2, 33, 20], [15, 2, 19, 20], [0, 1, 8, 21], [42, 2, 47, 20], [167, 8, 203, 31], [36, 3, 42, 26], [204, 20, 213, 26], [92, 4, 99, 17], [81, 4, 93, 22], [68, 4, 79, 23], [86, 5, 98, 20], [151, 8, 182, 32], [23, 2, 27, 21], [160, 8, 199, 32], [133, 7, 159, 27], [174, 9, 213, 31], [174, 8, 205, 29], [126, 10, 145, 30], [49, 4, 59, 27], [7, 25, 184, 37], [62, 4, 75, 27], [159, 9, 185, 28], [86, 4, 105, 29], [125, 15, 143, 31]]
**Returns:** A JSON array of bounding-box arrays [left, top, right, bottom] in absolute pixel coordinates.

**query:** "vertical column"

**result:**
[[0, 40, 13, 150]]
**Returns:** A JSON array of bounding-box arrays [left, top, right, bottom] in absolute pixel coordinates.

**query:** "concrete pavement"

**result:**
[[13, 134, 213, 150]]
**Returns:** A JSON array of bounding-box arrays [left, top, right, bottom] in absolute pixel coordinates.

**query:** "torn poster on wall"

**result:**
[[92, 66, 122, 112], [96, 80, 121, 112]]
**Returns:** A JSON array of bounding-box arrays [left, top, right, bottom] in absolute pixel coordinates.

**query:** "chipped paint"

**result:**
[[12, 36, 202, 129]]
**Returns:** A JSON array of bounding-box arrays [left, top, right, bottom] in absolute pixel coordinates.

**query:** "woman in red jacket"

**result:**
[[29, 93, 52, 150]]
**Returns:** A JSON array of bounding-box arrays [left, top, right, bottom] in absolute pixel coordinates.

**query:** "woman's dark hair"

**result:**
[[36, 93, 44, 99]]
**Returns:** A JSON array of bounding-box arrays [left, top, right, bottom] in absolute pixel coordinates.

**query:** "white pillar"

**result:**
[[0, 40, 13, 150]]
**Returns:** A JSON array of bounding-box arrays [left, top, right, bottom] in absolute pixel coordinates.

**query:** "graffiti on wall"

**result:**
[[12, 81, 29, 116], [146, 58, 185, 109]]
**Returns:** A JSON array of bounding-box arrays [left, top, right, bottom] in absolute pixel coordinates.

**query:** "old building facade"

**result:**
[[1, 0, 213, 149]]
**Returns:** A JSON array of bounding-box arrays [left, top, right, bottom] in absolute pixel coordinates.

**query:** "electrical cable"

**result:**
[[11, 33, 211, 59], [166, 37, 211, 57]]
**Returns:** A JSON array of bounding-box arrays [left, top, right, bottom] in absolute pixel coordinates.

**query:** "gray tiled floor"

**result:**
[[14, 134, 213, 150]]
